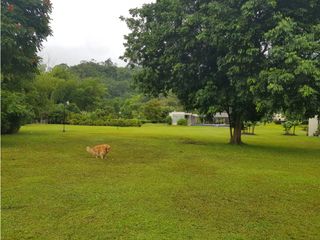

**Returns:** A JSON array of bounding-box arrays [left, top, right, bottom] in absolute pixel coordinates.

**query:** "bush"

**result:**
[[1, 91, 33, 134], [166, 116, 172, 125], [282, 121, 293, 135], [177, 118, 188, 126], [93, 119, 105, 126]]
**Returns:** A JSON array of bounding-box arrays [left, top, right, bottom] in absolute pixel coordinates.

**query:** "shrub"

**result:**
[[93, 119, 105, 126], [282, 121, 293, 135], [68, 113, 141, 127], [1, 91, 33, 134], [166, 116, 172, 125], [291, 120, 301, 135], [177, 118, 188, 126]]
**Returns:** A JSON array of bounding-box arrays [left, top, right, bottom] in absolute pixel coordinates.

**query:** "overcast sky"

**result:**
[[38, 0, 154, 67]]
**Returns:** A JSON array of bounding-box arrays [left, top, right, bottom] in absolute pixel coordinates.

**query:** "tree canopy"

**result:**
[[122, 0, 320, 144]]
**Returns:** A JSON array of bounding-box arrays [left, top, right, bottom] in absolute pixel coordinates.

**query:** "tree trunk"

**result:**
[[229, 124, 233, 139], [227, 113, 233, 139], [230, 117, 242, 144], [252, 124, 255, 135]]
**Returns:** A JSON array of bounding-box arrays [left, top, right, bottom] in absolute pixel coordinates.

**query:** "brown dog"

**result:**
[[86, 144, 111, 159]]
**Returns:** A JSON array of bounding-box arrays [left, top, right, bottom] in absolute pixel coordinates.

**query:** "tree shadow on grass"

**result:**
[[179, 136, 320, 160]]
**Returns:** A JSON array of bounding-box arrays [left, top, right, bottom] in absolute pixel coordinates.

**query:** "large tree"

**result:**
[[122, 0, 320, 144], [1, 0, 52, 133]]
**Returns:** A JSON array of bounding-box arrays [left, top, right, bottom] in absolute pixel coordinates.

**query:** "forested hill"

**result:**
[[69, 59, 137, 99]]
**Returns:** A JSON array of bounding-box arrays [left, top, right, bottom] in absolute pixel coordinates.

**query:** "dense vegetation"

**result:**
[[29, 60, 183, 126]]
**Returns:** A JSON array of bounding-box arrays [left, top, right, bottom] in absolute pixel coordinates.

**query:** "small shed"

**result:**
[[308, 116, 319, 136], [169, 112, 199, 126]]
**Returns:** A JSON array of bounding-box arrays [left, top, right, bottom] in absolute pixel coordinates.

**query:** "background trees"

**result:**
[[122, 0, 320, 144], [26, 60, 183, 125]]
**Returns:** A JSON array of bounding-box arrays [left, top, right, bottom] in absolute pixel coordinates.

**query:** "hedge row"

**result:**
[[68, 114, 142, 127]]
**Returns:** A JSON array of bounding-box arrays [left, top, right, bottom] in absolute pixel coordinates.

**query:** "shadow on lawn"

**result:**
[[242, 143, 320, 158], [180, 136, 320, 159]]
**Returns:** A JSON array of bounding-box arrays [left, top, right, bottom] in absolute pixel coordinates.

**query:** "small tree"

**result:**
[[243, 121, 259, 135], [282, 121, 293, 135], [292, 120, 302, 135]]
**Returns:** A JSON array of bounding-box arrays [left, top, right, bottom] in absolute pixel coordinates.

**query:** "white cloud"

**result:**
[[38, 0, 154, 67]]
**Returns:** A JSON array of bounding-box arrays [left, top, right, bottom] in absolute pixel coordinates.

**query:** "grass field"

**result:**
[[2, 124, 320, 239]]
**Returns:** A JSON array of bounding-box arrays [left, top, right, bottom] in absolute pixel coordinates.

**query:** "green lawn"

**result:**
[[2, 124, 320, 239]]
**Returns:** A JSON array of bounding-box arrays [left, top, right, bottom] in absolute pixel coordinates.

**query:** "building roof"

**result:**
[[214, 112, 228, 118], [169, 112, 199, 117]]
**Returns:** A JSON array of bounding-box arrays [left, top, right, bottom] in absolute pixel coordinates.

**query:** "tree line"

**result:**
[[3, 59, 183, 132]]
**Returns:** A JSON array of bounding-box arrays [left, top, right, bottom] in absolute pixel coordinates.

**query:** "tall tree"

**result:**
[[122, 0, 320, 144], [1, 0, 52, 133]]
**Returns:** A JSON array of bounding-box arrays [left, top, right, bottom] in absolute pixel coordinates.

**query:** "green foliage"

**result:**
[[122, 0, 320, 144], [1, 0, 52, 133], [30, 60, 182, 124], [254, 10, 320, 118], [143, 98, 171, 123], [1, 90, 33, 134], [282, 121, 293, 135], [165, 116, 172, 125], [68, 112, 141, 127], [69, 59, 135, 99], [1, 0, 52, 89], [177, 118, 188, 126], [46, 104, 66, 124]]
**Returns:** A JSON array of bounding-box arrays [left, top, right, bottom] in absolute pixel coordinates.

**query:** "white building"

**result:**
[[273, 113, 286, 122], [213, 112, 229, 124], [169, 112, 199, 126], [308, 116, 319, 136]]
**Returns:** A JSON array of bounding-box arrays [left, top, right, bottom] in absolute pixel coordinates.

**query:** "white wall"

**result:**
[[308, 116, 319, 136], [170, 113, 185, 125]]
